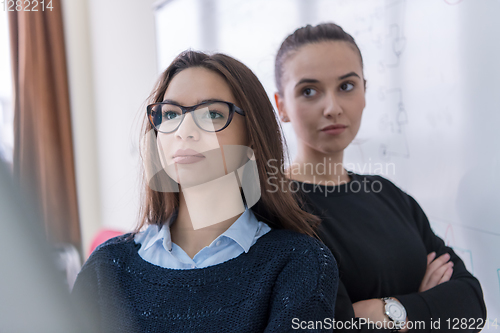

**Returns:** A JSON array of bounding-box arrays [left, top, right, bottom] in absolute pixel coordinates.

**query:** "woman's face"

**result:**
[[156, 67, 249, 188], [276, 41, 366, 156]]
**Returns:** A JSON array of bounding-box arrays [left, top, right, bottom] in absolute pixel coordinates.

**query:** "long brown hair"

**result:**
[[136, 51, 320, 237]]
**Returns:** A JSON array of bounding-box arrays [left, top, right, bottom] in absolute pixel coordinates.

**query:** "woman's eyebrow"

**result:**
[[198, 99, 220, 104], [295, 72, 360, 88], [338, 72, 360, 80], [294, 78, 319, 88], [160, 98, 219, 105]]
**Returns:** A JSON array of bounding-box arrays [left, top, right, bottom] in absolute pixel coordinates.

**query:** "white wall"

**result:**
[[62, 0, 158, 256]]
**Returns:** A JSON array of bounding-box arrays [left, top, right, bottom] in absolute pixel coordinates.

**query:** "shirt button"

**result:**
[[190, 264, 195, 268], [216, 241, 222, 246]]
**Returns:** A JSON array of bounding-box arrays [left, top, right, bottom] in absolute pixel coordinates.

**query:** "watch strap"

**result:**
[[382, 297, 406, 332]]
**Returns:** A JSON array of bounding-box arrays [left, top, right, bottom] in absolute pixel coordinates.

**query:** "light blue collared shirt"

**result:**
[[134, 207, 272, 269]]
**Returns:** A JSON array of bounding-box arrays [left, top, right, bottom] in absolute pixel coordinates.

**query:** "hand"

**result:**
[[353, 298, 409, 332], [419, 252, 454, 292], [352, 299, 387, 325]]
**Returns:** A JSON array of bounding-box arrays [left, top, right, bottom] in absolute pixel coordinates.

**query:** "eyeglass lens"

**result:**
[[150, 102, 231, 132]]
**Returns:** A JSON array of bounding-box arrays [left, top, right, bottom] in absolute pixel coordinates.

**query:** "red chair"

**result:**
[[88, 229, 123, 257]]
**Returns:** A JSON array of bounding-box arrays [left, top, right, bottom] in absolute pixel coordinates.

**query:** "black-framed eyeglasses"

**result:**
[[147, 99, 246, 133]]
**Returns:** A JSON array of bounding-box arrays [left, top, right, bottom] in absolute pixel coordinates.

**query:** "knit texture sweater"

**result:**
[[71, 229, 339, 333]]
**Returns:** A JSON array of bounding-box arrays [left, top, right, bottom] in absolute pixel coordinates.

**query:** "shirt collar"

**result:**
[[142, 207, 259, 253], [142, 211, 177, 252], [216, 207, 260, 253]]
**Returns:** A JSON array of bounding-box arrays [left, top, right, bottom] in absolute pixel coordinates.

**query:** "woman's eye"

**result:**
[[340, 82, 354, 91], [302, 88, 317, 97], [204, 111, 224, 120], [163, 111, 179, 120]]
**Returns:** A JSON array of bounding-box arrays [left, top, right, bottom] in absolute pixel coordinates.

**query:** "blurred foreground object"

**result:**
[[0, 160, 95, 333], [53, 243, 82, 291]]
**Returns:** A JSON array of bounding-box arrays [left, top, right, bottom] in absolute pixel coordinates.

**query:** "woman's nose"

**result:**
[[175, 112, 200, 140], [323, 92, 343, 118]]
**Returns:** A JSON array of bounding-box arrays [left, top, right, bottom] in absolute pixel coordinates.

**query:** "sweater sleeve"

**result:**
[[394, 194, 487, 333], [265, 240, 339, 333]]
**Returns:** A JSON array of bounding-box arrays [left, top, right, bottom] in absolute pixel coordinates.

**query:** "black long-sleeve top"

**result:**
[[295, 173, 486, 332]]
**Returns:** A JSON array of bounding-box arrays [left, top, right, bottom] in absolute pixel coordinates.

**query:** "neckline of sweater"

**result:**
[[98, 228, 312, 286]]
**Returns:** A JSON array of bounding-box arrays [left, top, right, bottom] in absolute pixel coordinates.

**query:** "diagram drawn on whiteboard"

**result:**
[[443, 223, 474, 274], [378, 87, 410, 159]]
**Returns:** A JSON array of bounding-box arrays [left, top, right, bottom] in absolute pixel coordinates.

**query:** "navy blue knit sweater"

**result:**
[[71, 229, 338, 333]]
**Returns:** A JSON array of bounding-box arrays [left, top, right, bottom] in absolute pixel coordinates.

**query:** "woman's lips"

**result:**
[[172, 148, 206, 164], [321, 125, 347, 135], [173, 155, 206, 164]]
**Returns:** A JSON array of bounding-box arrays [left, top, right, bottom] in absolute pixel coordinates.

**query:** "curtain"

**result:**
[[8, 0, 81, 247]]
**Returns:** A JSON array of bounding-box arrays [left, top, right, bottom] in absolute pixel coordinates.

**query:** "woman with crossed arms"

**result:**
[[274, 23, 486, 332]]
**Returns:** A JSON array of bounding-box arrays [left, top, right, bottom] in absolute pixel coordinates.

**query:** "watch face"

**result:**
[[387, 302, 406, 321], [388, 304, 403, 319]]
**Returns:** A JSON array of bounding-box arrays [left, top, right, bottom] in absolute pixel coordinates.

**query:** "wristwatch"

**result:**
[[382, 297, 407, 332]]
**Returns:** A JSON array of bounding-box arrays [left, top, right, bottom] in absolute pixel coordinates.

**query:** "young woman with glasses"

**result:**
[[71, 50, 339, 333], [274, 23, 486, 332]]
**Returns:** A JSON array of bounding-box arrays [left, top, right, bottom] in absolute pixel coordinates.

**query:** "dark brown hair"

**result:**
[[275, 22, 365, 94], [136, 50, 320, 237]]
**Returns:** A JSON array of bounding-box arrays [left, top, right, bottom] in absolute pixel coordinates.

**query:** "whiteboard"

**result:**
[[154, 0, 500, 327]]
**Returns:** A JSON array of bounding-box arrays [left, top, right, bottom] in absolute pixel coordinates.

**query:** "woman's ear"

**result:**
[[274, 92, 289, 122]]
